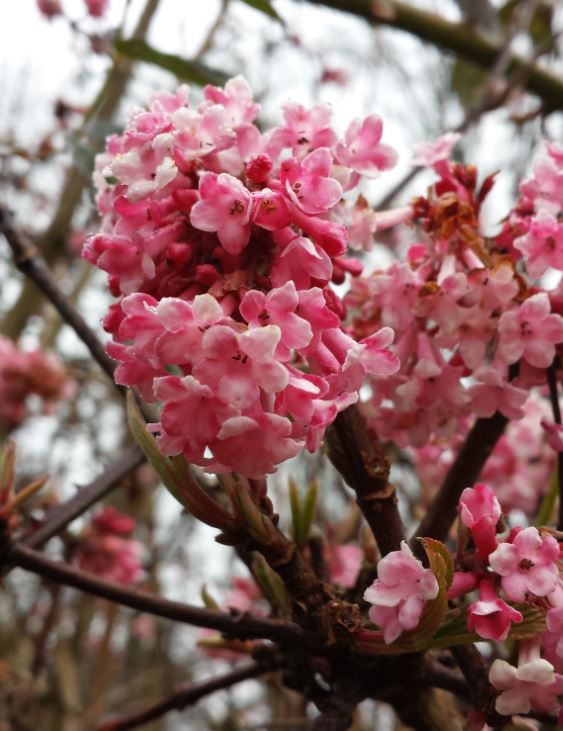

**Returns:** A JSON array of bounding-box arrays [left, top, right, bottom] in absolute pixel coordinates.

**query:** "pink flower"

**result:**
[[203, 75, 260, 126], [190, 172, 252, 254], [363, 541, 439, 644], [514, 209, 563, 279], [467, 579, 523, 641], [37, 0, 62, 18], [335, 115, 397, 177], [84, 0, 108, 17], [265, 101, 337, 158], [488, 527, 560, 602], [490, 640, 563, 716], [210, 412, 303, 478], [412, 132, 461, 168], [469, 367, 528, 421], [497, 293, 563, 369], [459, 483, 501, 560], [280, 148, 342, 215], [251, 189, 291, 230], [240, 282, 313, 360], [194, 324, 289, 410]]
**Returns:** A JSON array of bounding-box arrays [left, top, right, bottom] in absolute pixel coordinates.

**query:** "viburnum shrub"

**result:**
[[24, 74, 561, 726]]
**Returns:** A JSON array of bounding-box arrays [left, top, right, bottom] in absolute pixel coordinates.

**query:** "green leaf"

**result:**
[[114, 39, 229, 87], [126, 392, 184, 504], [239, 0, 282, 22], [201, 584, 220, 610], [422, 538, 454, 589], [536, 463, 558, 526], [288, 478, 318, 550], [252, 553, 290, 615]]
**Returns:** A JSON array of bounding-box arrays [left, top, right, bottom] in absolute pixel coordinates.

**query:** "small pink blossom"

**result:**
[[363, 541, 439, 644], [84, 0, 108, 17], [335, 115, 397, 177], [497, 293, 563, 369], [412, 132, 461, 168], [467, 579, 523, 641], [459, 483, 501, 560], [469, 367, 528, 421], [37, 0, 62, 18], [490, 640, 563, 716], [488, 527, 560, 602], [280, 148, 342, 215], [190, 172, 252, 254], [240, 282, 313, 360], [265, 101, 337, 158], [514, 209, 563, 279]]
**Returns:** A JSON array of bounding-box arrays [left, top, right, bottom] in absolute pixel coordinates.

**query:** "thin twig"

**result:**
[[96, 662, 274, 731], [23, 445, 145, 550], [0, 206, 119, 387], [306, 0, 563, 111], [5, 542, 307, 643]]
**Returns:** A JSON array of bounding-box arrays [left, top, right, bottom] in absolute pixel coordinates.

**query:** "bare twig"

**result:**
[[24, 445, 144, 550], [1, 0, 162, 340], [5, 542, 307, 643], [0, 206, 118, 387], [306, 0, 563, 111], [96, 662, 274, 731]]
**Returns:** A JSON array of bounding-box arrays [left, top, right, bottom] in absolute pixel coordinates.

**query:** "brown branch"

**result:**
[[96, 662, 273, 731], [4, 542, 307, 643], [23, 445, 145, 550], [0, 206, 119, 387], [305, 0, 563, 112], [326, 405, 404, 555], [546, 361, 563, 529], [413, 409, 507, 543]]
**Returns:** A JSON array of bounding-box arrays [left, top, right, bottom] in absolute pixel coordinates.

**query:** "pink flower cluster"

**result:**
[[0, 336, 73, 431], [346, 138, 563, 451], [75, 506, 143, 585], [414, 396, 555, 515], [85, 77, 400, 477], [447, 484, 563, 718]]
